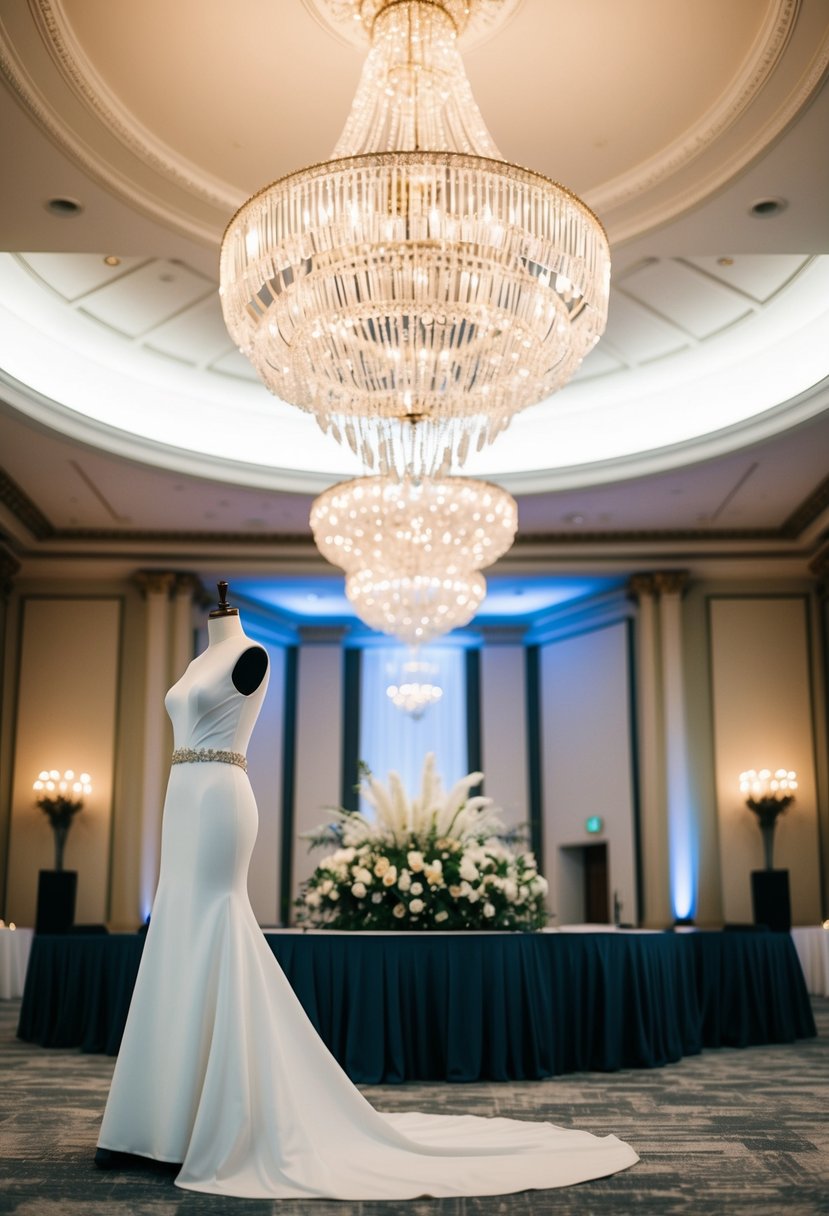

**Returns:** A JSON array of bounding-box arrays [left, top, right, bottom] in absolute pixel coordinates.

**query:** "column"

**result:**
[[656, 571, 696, 921], [133, 571, 175, 921], [0, 548, 20, 918], [170, 574, 204, 684], [627, 574, 670, 927]]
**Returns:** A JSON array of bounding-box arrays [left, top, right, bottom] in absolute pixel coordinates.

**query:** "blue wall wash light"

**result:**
[[585, 816, 603, 835]]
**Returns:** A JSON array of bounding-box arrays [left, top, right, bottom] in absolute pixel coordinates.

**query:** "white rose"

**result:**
[[353, 867, 373, 885], [351, 881, 367, 898], [503, 879, 518, 902], [319, 879, 333, 895], [435, 910, 449, 923], [382, 865, 398, 886], [407, 850, 425, 872], [409, 881, 424, 896], [398, 869, 412, 891], [374, 856, 390, 877], [459, 857, 479, 883], [409, 898, 424, 914], [372, 892, 383, 904], [328, 888, 340, 901], [393, 903, 406, 918], [305, 890, 321, 907], [483, 902, 496, 918], [530, 875, 549, 896]]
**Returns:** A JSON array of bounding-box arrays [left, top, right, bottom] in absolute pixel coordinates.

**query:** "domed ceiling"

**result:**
[[0, 0, 828, 549]]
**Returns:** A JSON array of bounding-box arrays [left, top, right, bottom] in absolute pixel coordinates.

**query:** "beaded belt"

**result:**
[[171, 747, 248, 773]]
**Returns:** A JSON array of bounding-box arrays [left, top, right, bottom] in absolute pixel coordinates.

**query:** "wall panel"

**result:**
[[6, 597, 121, 926], [709, 596, 821, 924], [539, 621, 637, 926]]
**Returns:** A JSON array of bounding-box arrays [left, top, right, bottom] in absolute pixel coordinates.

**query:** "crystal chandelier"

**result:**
[[310, 472, 516, 643], [386, 655, 443, 718], [310, 474, 517, 574], [220, 0, 610, 478]]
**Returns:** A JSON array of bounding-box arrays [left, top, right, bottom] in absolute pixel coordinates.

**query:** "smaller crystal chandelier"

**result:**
[[386, 654, 443, 718], [348, 565, 485, 644], [310, 473, 516, 643]]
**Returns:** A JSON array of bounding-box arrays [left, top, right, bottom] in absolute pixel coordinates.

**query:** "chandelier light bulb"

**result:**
[[220, 0, 610, 480]]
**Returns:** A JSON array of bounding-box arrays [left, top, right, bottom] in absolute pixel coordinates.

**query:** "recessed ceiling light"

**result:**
[[564, 513, 585, 524], [103, 255, 121, 266], [749, 197, 787, 218], [717, 257, 734, 267], [45, 196, 83, 217]]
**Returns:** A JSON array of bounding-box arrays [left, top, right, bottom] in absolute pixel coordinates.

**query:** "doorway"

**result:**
[[558, 842, 609, 924]]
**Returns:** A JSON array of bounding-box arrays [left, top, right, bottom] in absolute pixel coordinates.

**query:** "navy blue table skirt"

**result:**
[[17, 929, 815, 1082]]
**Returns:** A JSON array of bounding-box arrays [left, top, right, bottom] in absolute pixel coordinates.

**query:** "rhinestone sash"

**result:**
[[171, 747, 248, 773]]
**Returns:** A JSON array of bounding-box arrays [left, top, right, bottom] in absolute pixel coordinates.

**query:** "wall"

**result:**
[[5, 596, 121, 926], [709, 594, 822, 924], [538, 618, 638, 926], [480, 643, 529, 831]]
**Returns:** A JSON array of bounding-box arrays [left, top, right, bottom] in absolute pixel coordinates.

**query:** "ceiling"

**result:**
[[1, 0, 828, 608]]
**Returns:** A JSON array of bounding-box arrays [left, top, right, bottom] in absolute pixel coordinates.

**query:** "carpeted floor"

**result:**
[[0, 997, 827, 1216]]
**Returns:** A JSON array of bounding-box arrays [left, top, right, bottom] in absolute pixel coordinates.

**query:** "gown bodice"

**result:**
[[164, 637, 269, 755]]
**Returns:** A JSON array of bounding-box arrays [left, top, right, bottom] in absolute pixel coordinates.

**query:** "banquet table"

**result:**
[[0, 927, 34, 999], [17, 927, 815, 1082], [790, 926, 829, 997]]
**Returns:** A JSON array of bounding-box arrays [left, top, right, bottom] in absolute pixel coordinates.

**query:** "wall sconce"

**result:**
[[738, 768, 797, 870], [33, 769, 92, 872]]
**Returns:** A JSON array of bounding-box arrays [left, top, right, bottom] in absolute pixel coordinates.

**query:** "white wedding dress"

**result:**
[[98, 616, 638, 1200]]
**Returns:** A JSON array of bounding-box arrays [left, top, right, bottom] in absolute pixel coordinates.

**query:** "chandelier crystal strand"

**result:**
[[220, 0, 610, 480]]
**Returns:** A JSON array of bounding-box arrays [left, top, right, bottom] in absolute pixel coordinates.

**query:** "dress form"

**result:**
[[96, 583, 638, 1199]]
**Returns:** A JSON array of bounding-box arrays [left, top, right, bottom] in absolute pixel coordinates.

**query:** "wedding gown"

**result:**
[[97, 619, 638, 1200]]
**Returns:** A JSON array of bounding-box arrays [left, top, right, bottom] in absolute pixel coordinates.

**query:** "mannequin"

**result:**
[[208, 581, 268, 695], [96, 581, 637, 1198]]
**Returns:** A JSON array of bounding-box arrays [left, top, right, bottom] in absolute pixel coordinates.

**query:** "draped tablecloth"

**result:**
[[17, 928, 815, 1082], [790, 926, 829, 997], [0, 927, 34, 999]]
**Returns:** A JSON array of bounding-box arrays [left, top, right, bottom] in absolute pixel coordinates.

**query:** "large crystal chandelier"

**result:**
[[220, 0, 610, 478], [310, 473, 516, 643]]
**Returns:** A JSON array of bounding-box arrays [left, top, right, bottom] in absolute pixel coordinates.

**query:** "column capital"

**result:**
[[626, 572, 659, 603], [133, 570, 176, 598], [653, 570, 690, 597], [173, 572, 207, 602]]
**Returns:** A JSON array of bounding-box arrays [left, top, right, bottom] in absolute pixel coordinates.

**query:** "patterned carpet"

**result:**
[[0, 997, 826, 1216]]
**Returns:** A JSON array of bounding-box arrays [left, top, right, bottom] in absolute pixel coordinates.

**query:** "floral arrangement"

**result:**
[[296, 754, 549, 931]]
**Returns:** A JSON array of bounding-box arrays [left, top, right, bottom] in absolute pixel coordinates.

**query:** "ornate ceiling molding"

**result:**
[[0, 0, 825, 247]]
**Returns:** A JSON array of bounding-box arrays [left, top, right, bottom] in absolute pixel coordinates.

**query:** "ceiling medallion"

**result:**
[[221, 0, 610, 480]]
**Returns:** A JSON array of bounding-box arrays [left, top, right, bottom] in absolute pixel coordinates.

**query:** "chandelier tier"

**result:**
[[310, 471, 515, 642], [221, 0, 610, 478], [386, 654, 443, 719], [347, 567, 485, 645], [310, 474, 517, 575]]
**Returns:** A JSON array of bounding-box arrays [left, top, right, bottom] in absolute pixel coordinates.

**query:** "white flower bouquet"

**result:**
[[296, 754, 549, 931]]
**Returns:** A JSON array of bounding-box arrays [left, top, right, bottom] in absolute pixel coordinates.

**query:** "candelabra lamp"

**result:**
[[32, 769, 92, 934], [739, 768, 796, 932]]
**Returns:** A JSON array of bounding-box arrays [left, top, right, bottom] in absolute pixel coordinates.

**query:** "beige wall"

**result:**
[[709, 595, 822, 925], [1, 569, 826, 930], [6, 596, 122, 927], [539, 620, 638, 926]]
